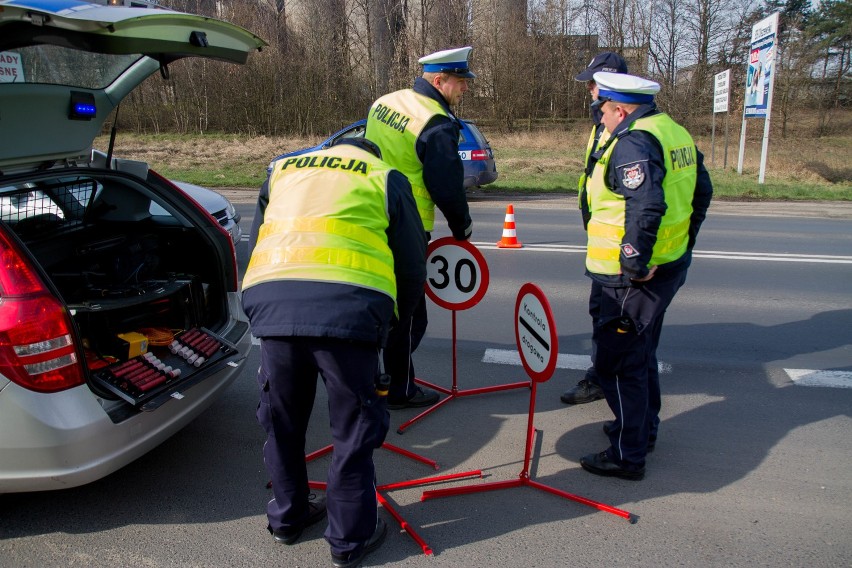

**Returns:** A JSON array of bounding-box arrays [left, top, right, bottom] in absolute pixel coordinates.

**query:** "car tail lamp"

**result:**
[[470, 150, 489, 161], [0, 229, 84, 393]]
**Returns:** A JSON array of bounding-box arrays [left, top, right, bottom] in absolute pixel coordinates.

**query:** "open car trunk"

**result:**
[[1, 159, 241, 410]]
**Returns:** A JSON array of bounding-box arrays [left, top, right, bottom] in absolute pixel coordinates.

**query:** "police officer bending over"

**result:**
[[242, 137, 426, 567], [578, 72, 713, 481], [365, 46, 474, 410]]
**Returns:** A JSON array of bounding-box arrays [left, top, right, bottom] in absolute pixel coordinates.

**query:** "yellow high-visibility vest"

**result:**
[[586, 114, 698, 275], [578, 124, 612, 211], [243, 144, 396, 299], [365, 89, 448, 231]]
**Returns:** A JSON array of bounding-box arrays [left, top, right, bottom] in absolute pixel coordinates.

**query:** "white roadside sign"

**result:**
[[714, 69, 730, 113]]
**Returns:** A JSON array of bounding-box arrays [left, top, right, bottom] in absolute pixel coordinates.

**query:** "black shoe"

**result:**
[[560, 378, 604, 404], [388, 387, 439, 410], [269, 495, 327, 545], [331, 518, 387, 568], [602, 421, 656, 452], [580, 451, 645, 481]]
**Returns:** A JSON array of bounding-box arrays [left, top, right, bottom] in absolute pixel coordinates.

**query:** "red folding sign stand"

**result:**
[[398, 237, 529, 434], [306, 442, 483, 555], [420, 283, 637, 523], [400, 310, 531, 433], [420, 379, 636, 522]]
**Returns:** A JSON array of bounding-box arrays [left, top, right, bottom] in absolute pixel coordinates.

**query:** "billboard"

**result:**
[[744, 13, 779, 118]]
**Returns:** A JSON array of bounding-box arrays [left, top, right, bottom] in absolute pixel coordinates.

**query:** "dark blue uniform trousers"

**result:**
[[592, 267, 688, 471], [256, 337, 389, 556], [585, 281, 604, 385], [384, 293, 428, 402]]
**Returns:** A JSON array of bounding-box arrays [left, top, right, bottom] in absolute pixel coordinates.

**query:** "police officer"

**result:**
[[365, 46, 474, 409], [578, 72, 713, 480], [561, 52, 629, 406], [242, 137, 426, 567]]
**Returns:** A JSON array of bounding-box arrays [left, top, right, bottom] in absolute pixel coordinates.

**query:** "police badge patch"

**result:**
[[621, 243, 640, 258], [622, 163, 645, 189]]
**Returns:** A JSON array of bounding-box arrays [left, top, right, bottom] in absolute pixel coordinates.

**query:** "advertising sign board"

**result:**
[[744, 13, 779, 118]]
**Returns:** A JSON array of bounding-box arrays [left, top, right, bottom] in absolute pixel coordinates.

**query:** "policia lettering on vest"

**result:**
[[575, 72, 714, 482], [276, 155, 371, 174], [371, 104, 412, 133], [670, 146, 697, 169]]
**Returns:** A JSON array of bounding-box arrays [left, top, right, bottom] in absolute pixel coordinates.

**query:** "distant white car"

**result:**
[[0, 0, 264, 493], [165, 181, 242, 246]]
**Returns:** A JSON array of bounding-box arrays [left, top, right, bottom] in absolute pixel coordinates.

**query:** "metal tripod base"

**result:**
[[418, 381, 637, 523], [306, 442, 483, 555]]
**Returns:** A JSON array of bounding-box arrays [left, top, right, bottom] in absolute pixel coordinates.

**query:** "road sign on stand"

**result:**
[[422, 283, 636, 523], [515, 283, 558, 383], [424, 237, 489, 311], [399, 237, 530, 434]]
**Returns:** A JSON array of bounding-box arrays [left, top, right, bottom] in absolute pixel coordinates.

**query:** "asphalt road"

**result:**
[[1, 194, 850, 568]]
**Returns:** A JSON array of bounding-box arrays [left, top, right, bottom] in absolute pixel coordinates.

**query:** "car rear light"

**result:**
[[0, 229, 84, 393], [470, 149, 489, 160]]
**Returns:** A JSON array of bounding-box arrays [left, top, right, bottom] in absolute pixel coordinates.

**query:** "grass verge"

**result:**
[[97, 129, 852, 201]]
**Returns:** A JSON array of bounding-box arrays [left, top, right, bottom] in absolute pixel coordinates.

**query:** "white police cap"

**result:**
[[593, 71, 660, 105], [419, 47, 476, 78]]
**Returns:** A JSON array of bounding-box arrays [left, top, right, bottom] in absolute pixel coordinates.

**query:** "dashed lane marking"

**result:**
[[483, 348, 672, 374], [785, 369, 852, 389]]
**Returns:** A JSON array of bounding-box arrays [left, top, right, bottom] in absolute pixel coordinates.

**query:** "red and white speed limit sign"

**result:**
[[425, 237, 489, 311]]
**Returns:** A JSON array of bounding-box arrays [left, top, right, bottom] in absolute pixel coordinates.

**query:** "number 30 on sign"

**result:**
[[425, 237, 489, 311]]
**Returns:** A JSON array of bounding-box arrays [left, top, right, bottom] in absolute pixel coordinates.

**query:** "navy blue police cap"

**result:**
[[575, 52, 628, 81], [333, 137, 382, 159]]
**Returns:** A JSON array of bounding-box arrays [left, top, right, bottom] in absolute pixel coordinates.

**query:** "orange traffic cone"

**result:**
[[496, 204, 523, 248]]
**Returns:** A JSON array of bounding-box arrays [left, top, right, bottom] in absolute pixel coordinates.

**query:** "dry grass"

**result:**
[[96, 112, 852, 198], [103, 133, 309, 169]]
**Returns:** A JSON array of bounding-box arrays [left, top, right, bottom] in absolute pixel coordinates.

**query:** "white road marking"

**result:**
[[483, 348, 671, 374], [241, 236, 852, 264], [785, 369, 852, 388], [248, 341, 845, 389], [241, 234, 852, 264], [469, 242, 852, 264]]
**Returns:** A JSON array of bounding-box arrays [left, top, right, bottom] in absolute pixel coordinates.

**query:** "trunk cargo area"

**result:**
[[2, 171, 238, 409]]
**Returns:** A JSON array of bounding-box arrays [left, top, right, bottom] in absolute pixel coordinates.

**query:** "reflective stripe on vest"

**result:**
[[365, 89, 448, 231], [585, 113, 698, 275], [578, 125, 611, 210], [242, 145, 396, 298]]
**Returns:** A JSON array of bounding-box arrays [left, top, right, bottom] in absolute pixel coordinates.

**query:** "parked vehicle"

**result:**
[[164, 182, 242, 246], [267, 119, 498, 189], [0, 0, 265, 493]]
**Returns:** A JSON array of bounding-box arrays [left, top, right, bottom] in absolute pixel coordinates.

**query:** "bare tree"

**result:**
[[371, 0, 409, 95]]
